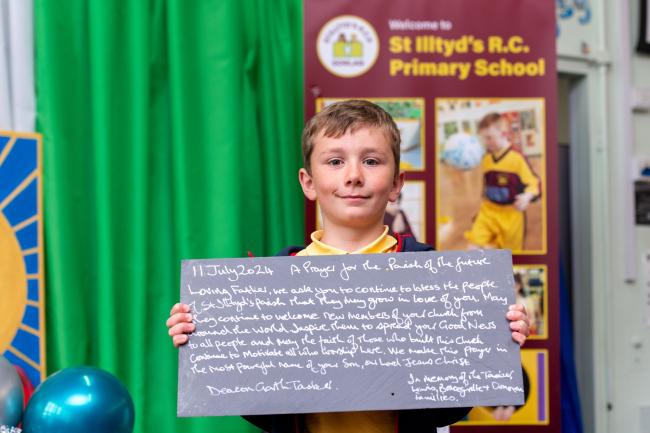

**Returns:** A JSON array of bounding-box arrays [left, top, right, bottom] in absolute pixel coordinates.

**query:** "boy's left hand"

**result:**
[[506, 304, 530, 346], [513, 192, 534, 211]]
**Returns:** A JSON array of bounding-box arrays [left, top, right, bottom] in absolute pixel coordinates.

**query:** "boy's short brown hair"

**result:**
[[301, 100, 401, 174], [478, 112, 505, 131]]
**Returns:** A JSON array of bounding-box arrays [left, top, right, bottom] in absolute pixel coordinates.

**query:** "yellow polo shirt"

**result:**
[[296, 226, 398, 256], [297, 226, 397, 433]]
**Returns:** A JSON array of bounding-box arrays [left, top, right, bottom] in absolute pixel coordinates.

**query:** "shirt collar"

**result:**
[[300, 226, 397, 255], [491, 145, 512, 162]]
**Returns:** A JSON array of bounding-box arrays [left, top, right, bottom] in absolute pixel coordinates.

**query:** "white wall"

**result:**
[[607, 1, 650, 432], [577, 1, 650, 432], [557, 1, 650, 432]]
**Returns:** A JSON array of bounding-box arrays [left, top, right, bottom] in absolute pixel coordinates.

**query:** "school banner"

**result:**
[[0, 131, 46, 388], [304, 0, 559, 431]]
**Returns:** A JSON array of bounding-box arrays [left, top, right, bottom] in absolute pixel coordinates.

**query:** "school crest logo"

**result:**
[[317, 15, 379, 78]]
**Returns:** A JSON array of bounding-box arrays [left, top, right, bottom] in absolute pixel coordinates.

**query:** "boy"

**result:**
[[465, 112, 540, 251], [167, 100, 530, 433]]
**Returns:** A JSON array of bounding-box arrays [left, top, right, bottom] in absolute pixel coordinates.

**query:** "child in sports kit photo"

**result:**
[[465, 112, 541, 252], [167, 100, 531, 433]]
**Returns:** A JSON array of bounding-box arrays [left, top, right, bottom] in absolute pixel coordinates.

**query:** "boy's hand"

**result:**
[[166, 303, 195, 347], [492, 405, 516, 421], [513, 192, 534, 211], [506, 304, 530, 346]]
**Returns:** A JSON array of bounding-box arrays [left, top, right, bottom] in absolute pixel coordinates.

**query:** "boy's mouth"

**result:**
[[337, 194, 371, 203], [339, 194, 369, 199]]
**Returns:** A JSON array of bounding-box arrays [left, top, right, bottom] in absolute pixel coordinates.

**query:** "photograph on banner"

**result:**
[[458, 349, 549, 426], [514, 265, 547, 339], [316, 181, 426, 242], [317, 98, 425, 171], [435, 98, 547, 254]]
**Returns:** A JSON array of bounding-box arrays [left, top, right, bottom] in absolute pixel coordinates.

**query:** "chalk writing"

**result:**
[[178, 250, 524, 417]]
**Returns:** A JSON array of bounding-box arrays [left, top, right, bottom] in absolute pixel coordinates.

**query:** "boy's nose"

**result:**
[[344, 162, 364, 186]]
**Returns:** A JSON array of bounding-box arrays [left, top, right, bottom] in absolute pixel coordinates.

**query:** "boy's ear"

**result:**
[[298, 168, 317, 201], [388, 170, 405, 203]]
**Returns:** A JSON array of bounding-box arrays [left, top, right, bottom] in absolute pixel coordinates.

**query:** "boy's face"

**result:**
[[479, 124, 508, 154], [299, 127, 404, 232]]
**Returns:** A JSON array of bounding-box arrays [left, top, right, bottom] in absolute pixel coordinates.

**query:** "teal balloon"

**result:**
[[0, 356, 23, 427], [22, 367, 134, 433]]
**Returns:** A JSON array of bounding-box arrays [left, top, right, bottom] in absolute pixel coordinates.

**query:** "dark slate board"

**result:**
[[178, 249, 524, 417]]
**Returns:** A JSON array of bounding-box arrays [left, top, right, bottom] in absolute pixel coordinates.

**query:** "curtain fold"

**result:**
[[35, 1, 304, 432]]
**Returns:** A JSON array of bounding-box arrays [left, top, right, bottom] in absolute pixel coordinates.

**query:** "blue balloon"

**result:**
[[22, 367, 134, 433]]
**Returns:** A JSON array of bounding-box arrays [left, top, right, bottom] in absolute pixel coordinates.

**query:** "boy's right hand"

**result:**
[[166, 303, 195, 347]]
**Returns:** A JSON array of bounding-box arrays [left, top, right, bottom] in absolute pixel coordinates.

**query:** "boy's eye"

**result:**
[[327, 158, 343, 166], [364, 158, 379, 166]]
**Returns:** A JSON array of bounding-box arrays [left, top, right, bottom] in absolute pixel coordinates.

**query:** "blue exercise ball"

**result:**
[[0, 356, 23, 427], [442, 132, 485, 170], [22, 367, 134, 433]]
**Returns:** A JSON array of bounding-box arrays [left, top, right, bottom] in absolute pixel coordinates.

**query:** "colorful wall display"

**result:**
[[0, 131, 46, 388], [304, 0, 558, 430]]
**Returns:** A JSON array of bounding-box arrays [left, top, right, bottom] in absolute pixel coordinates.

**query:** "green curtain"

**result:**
[[34, 1, 304, 432]]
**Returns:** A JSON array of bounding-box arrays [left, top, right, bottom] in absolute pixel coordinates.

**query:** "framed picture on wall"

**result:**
[[638, 0, 650, 53]]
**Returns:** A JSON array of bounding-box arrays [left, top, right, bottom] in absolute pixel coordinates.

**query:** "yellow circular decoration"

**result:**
[[0, 213, 27, 352]]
